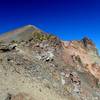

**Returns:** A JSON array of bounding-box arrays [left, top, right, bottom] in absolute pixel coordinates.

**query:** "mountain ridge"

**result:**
[[0, 25, 100, 100]]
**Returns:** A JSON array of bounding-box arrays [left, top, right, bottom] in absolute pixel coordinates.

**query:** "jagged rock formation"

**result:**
[[0, 25, 100, 100]]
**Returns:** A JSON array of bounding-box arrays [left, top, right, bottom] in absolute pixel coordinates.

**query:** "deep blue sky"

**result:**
[[0, 0, 100, 52]]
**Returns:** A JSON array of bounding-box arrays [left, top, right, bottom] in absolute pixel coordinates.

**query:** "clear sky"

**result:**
[[0, 0, 100, 52]]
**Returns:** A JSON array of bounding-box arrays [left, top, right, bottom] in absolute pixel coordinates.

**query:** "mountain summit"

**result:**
[[0, 25, 100, 100], [0, 25, 39, 42]]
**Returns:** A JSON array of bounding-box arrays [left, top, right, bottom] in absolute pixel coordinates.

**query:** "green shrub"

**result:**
[[32, 31, 54, 41], [11, 40, 18, 43], [0, 40, 4, 44]]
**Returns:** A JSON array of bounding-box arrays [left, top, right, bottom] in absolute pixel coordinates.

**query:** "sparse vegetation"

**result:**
[[0, 40, 4, 45], [11, 40, 18, 44], [32, 30, 55, 42], [0, 58, 2, 63]]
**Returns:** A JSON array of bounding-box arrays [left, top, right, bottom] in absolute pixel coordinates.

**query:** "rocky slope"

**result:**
[[0, 25, 100, 100]]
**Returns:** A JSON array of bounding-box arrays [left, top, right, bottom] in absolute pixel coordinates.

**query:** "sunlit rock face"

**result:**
[[0, 25, 100, 100], [62, 37, 100, 82]]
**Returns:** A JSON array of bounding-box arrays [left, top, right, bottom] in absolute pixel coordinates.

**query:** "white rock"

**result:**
[[61, 76, 65, 85], [60, 72, 65, 76]]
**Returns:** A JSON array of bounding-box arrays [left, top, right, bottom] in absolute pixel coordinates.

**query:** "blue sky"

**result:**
[[0, 0, 100, 52]]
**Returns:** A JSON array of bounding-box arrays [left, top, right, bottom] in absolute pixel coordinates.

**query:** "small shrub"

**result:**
[[11, 40, 18, 44], [0, 40, 4, 45], [32, 31, 54, 42]]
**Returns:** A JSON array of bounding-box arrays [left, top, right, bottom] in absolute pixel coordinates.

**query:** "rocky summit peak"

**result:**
[[0, 25, 40, 43], [24, 24, 38, 29], [81, 36, 95, 47], [0, 25, 100, 100]]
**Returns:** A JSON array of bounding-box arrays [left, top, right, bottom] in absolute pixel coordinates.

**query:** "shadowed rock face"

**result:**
[[82, 37, 95, 47], [0, 25, 100, 100], [81, 37, 98, 55]]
